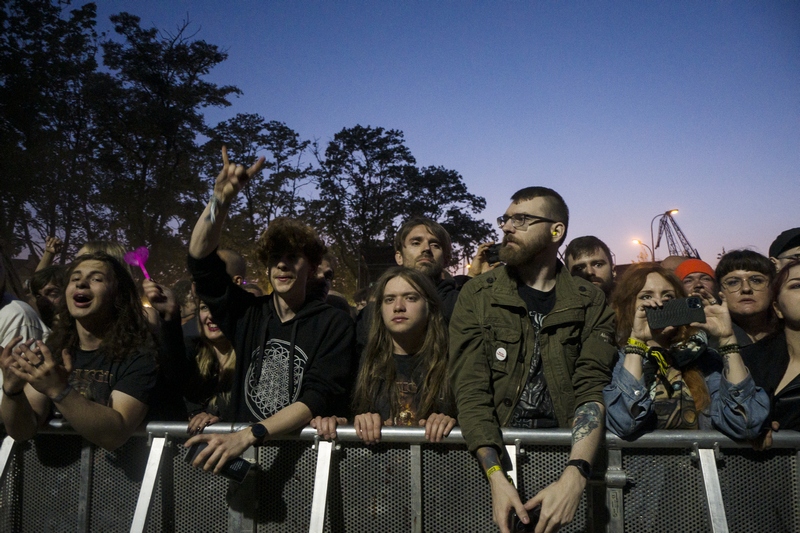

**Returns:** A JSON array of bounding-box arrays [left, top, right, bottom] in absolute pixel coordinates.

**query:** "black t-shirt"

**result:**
[[509, 285, 558, 428], [244, 313, 309, 421], [370, 353, 457, 425], [67, 347, 158, 407]]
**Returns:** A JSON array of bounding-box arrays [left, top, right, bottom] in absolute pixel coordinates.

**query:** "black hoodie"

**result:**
[[188, 251, 357, 423]]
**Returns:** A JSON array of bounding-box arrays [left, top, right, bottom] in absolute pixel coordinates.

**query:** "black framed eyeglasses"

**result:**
[[720, 275, 769, 292], [497, 213, 558, 229]]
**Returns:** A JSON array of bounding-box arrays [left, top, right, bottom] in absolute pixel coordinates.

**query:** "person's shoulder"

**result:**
[[0, 295, 40, 320], [299, 299, 354, 327], [459, 266, 512, 294]]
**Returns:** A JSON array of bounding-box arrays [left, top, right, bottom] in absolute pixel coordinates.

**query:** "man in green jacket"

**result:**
[[449, 186, 616, 533]]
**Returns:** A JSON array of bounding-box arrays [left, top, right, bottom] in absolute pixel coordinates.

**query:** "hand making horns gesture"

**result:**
[[213, 146, 266, 205]]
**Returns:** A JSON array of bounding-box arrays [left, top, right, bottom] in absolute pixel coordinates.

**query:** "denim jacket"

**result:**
[[604, 349, 770, 439]]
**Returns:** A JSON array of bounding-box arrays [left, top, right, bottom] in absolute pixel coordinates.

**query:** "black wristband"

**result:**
[[566, 459, 592, 480]]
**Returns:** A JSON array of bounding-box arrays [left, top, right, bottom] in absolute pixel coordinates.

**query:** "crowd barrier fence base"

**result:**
[[0, 422, 797, 533]]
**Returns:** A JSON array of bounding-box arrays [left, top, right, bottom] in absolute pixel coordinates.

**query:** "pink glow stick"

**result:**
[[124, 246, 151, 279]]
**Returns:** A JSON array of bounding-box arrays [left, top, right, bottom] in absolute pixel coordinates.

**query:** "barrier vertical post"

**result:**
[[694, 444, 729, 533], [309, 437, 334, 533], [228, 445, 257, 532], [130, 433, 167, 533], [0, 436, 16, 483], [604, 448, 625, 533], [410, 444, 422, 533], [77, 439, 94, 533]]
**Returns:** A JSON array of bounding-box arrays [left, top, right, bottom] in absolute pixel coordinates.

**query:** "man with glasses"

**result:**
[[450, 187, 616, 533], [715, 250, 776, 346], [769, 228, 800, 271]]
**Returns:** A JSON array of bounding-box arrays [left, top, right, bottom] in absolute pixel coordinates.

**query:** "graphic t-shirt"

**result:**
[[67, 347, 158, 407], [389, 353, 422, 425], [371, 353, 456, 425], [509, 285, 558, 428], [244, 313, 309, 420]]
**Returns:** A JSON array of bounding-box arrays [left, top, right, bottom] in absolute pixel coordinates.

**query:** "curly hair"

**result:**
[[254, 217, 326, 271], [352, 267, 450, 421], [46, 253, 152, 363]]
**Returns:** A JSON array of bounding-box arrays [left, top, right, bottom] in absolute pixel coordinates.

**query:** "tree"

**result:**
[[402, 165, 495, 267], [90, 12, 240, 281], [0, 0, 101, 261], [313, 125, 494, 287], [312, 125, 416, 286], [201, 116, 314, 260]]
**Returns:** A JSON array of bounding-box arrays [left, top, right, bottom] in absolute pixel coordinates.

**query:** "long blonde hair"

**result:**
[[196, 301, 236, 410]]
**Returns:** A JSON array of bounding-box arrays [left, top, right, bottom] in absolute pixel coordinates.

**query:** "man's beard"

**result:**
[[499, 232, 551, 268], [591, 276, 614, 296], [415, 254, 443, 280]]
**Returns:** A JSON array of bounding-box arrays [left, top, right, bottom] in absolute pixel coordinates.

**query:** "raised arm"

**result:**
[[35, 237, 62, 272], [189, 146, 265, 259]]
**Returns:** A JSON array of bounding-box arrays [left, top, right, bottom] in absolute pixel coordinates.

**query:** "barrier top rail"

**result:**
[[33, 419, 800, 449]]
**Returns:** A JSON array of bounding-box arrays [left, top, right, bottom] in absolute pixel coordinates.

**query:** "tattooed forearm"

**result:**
[[723, 355, 730, 377], [476, 446, 503, 475], [572, 402, 602, 447]]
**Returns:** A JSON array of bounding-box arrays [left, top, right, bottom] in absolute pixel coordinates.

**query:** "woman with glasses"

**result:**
[[714, 250, 777, 347], [603, 263, 768, 439], [743, 259, 800, 445]]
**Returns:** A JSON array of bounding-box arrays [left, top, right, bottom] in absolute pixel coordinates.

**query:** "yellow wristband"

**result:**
[[485, 465, 502, 479], [627, 338, 648, 351]]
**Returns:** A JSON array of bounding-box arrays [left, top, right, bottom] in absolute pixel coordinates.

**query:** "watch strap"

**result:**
[[250, 423, 269, 445], [566, 459, 592, 480]]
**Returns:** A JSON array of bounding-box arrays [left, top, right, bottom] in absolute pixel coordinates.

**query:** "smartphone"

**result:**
[[486, 243, 501, 264], [645, 296, 706, 330], [510, 506, 541, 532], [184, 442, 252, 483]]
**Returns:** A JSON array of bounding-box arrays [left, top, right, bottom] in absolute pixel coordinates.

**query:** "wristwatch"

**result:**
[[249, 423, 269, 445], [566, 459, 592, 480]]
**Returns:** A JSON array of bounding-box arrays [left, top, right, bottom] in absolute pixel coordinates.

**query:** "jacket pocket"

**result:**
[[485, 325, 522, 373]]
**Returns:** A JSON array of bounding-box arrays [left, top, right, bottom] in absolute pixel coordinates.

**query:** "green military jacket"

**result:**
[[449, 262, 616, 454]]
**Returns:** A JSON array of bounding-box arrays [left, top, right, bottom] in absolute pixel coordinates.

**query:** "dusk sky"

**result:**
[[92, 1, 799, 267]]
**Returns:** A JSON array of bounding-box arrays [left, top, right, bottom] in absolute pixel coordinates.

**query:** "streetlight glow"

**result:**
[[632, 238, 654, 262]]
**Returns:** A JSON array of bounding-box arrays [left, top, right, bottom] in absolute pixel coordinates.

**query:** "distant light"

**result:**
[[668, 209, 679, 215], [632, 239, 643, 245]]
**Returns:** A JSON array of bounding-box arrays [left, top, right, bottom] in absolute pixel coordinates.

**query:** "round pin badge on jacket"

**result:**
[[495, 347, 507, 361]]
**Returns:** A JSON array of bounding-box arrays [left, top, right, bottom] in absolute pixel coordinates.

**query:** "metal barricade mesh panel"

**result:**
[[325, 442, 411, 533], [153, 439, 231, 532], [622, 449, 708, 533], [718, 448, 798, 533], [89, 436, 149, 531], [422, 444, 493, 531], [19, 434, 83, 532], [256, 440, 318, 533]]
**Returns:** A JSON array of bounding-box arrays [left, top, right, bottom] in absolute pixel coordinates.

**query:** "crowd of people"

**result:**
[[1, 146, 798, 533]]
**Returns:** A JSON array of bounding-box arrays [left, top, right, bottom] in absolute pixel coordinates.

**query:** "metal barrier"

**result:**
[[0, 421, 798, 532]]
